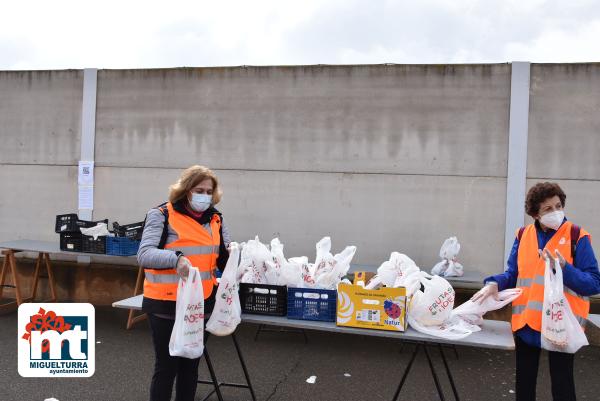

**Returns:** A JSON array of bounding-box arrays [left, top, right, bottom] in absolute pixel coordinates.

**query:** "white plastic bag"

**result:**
[[451, 288, 522, 327], [206, 243, 242, 336], [270, 238, 289, 286], [407, 314, 473, 340], [366, 252, 421, 296], [80, 223, 110, 240], [281, 256, 305, 287], [314, 244, 356, 290], [407, 272, 473, 340], [169, 269, 205, 358], [239, 237, 271, 284], [541, 257, 588, 353], [409, 272, 455, 326], [431, 237, 464, 277]]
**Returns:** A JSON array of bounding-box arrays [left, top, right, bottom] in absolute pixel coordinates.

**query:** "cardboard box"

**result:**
[[353, 271, 376, 286], [336, 283, 407, 332]]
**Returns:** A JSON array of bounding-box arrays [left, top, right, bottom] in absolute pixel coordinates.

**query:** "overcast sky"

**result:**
[[1, 0, 599, 70]]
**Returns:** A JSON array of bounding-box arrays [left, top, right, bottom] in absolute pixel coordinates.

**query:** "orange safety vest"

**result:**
[[512, 221, 590, 332], [143, 202, 221, 301]]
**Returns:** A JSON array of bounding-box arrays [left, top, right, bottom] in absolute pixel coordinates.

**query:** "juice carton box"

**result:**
[[336, 283, 407, 332]]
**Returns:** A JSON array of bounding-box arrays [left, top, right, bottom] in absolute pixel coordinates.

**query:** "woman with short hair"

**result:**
[[472, 182, 600, 401], [137, 165, 230, 401]]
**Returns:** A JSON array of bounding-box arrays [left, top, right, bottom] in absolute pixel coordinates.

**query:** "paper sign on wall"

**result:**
[[79, 186, 94, 210], [78, 161, 94, 186]]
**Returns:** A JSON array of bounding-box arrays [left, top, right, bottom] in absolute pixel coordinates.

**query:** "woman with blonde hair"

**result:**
[[137, 165, 231, 401]]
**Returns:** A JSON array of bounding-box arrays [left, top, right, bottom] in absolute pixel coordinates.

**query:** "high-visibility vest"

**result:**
[[143, 202, 221, 301], [512, 221, 590, 332]]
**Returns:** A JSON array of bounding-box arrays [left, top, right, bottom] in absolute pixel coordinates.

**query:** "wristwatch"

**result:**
[[175, 250, 184, 265]]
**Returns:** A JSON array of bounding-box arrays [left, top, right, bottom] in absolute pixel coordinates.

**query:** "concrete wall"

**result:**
[[1, 64, 599, 306], [92, 64, 511, 272], [527, 64, 600, 240], [0, 70, 81, 246]]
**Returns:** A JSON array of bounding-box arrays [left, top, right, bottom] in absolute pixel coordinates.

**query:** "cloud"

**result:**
[[0, 0, 599, 69]]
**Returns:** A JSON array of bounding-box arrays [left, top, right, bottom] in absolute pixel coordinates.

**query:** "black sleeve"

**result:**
[[216, 224, 229, 271]]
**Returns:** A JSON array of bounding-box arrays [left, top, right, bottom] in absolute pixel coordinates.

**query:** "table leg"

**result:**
[[29, 253, 43, 301], [232, 332, 257, 401], [126, 265, 147, 329], [438, 344, 460, 401], [197, 332, 257, 401], [254, 324, 264, 341], [9, 251, 24, 305], [200, 342, 226, 401], [43, 253, 58, 302], [0, 250, 24, 313], [392, 343, 421, 401], [424, 344, 446, 401], [0, 253, 10, 300]]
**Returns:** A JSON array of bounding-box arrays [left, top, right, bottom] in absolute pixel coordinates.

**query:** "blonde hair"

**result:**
[[168, 165, 222, 205]]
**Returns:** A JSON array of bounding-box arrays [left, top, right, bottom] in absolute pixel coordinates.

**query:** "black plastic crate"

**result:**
[[55, 214, 109, 233], [81, 235, 106, 254], [59, 232, 106, 254], [60, 232, 83, 252], [112, 221, 145, 241], [239, 283, 287, 316]]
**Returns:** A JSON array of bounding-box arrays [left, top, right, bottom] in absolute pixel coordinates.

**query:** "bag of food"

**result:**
[[541, 257, 588, 353], [409, 272, 455, 326], [206, 243, 242, 336], [451, 288, 522, 327], [431, 236, 463, 277], [169, 268, 204, 358]]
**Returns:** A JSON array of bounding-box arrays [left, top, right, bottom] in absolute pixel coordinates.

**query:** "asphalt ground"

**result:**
[[1, 307, 600, 401]]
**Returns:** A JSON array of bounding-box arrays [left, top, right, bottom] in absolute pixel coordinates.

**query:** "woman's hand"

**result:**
[[176, 256, 192, 280], [471, 283, 499, 304], [539, 248, 567, 268]]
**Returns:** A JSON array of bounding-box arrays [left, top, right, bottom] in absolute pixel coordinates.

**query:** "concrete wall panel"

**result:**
[[0, 165, 77, 242], [95, 65, 511, 177], [528, 64, 600, 180], [0, 70, 82, 165], [94, 167, 506, 275]]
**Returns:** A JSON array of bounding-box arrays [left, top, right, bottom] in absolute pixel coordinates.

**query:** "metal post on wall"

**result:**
[[78, 68, 98, 263], [504, 61, 531, 266]]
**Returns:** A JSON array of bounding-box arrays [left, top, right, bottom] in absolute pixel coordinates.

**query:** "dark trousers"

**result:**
[[515, 336, 576, 401], [148, 313, 202, 401]]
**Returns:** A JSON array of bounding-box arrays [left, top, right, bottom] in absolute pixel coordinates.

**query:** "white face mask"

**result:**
[[189, 193, 212, 212], [539, 210, 564, 230]]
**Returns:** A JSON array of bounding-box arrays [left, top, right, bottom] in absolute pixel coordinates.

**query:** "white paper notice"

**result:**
[[78, 161, 94, 186], [79, 186, 94, 210]]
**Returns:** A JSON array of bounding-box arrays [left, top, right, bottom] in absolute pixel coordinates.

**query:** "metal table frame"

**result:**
[[113, 295, 257, 401], [200, 332, 257, 401], [114, 295, 514, 401]]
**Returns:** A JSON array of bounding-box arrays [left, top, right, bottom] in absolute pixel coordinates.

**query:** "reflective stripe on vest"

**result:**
[[143, 202, 221, 302], [169, 245, 219, 256], [145, 270, 214, 283], [512, 221, 591, 332], [516, 276, 589, 301]]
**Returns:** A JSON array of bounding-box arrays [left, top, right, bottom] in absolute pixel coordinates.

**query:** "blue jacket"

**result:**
[[485, 218, 600, 348]]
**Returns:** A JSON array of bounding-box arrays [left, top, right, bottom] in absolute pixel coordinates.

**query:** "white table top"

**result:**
[[0, 239, 136, 263], [113, 294, 514, 350]]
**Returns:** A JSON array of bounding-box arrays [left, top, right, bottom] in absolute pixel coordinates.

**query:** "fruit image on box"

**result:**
[[336, 283, 407, 331]]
